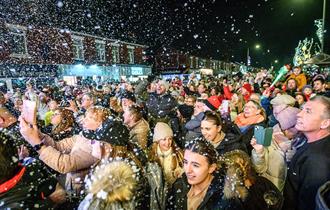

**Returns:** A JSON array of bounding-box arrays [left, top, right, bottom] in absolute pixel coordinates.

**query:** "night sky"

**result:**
[[1, 0, 329, 68]]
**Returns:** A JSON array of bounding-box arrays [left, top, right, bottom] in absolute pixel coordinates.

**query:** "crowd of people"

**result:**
[[0, 65, 329, 210]]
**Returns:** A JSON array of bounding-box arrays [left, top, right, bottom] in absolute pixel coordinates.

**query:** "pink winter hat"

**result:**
[[274, 106, 301, 130]]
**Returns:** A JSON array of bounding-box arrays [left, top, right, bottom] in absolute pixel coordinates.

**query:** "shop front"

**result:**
[[58, 64, 151, 84]]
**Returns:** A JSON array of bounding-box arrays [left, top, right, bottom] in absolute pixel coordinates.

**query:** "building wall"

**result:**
[[120, 44, 128, 64], [134, 47, 143, 64], [0, 20, 146, 66]]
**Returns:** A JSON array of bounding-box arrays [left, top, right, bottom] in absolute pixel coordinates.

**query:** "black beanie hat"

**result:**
[[120, 91, 136, 103], [95, 117, 130, 146], [178, 104, 194, 119]]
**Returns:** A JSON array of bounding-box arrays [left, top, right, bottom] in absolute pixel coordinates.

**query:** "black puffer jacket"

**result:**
[[146, 92, 178, 120], [216, 132, 247, 156], [146, 92, 179, 137], [283, 135, 330, 210], [167, 173, 243, 210], [240, 121, 267, 155], [0, 159, 58, 209]]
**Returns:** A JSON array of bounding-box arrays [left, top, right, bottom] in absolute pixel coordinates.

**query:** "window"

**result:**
[[199, 59, 205, 68], [190, 57, 194, 68], [95, 40, 105, 62], [212, 61, 216, 69], [127, 46, 134, 64], [72, 35, 84, 60], [111, 45, 120, 63], [7, 24, 28, 57]]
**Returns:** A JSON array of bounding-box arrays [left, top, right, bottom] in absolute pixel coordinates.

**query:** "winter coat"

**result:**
[[241, 176, 284, 210], [240, 120, 267, 155], [39, 133, 99, 194], [283, 135, 330, 210], [78, 160, 148, 210], [147, 92, 177, 121], [184, 112, 204, 142], [215, 132, 247, 156], [222, 154, 283, 210], [223, 85, 234, 100], [0, 122, 38, 157], [315, 181, 330, 210], [145, 162, 166, 210], [0, 159, 58, 209], [129, 118, 150, 150], [316, 90, 330, 98], [251, 125, 289, 192], [148, 143, 184, 186], [260, 96, 273, 117], [167, 173, 244, 210]]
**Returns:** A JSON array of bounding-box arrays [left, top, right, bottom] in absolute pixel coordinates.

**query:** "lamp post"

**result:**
[[246, 44, 261, 71], [321, 0, 326, 53]]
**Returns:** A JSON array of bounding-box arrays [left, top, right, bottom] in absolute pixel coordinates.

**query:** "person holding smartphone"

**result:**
[[19, 106, 109, 195], [250, 105, 301, 192]]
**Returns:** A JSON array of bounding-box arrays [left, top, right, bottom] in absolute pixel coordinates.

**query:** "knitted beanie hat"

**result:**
[[153, 122, 173, 142]]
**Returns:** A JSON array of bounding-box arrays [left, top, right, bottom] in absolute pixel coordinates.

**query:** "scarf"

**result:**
[[235, 113, 264, 128], [0, 166, 26, 194], [82, 129, 97, 140], [157, 145, 176, 184], [156, 145, 173, 159]]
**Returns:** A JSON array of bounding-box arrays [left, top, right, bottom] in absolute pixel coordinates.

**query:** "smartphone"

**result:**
[[254, 125, 273, 147], [22, 100, 37, 125], [221, 100, 230, 114]]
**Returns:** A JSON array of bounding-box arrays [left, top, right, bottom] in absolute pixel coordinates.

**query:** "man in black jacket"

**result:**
[[146, 80, 179, 137], [283, 96, 330, 210]]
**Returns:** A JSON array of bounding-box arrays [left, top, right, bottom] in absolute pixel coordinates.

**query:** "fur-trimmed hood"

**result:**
[[79, 160, 138, 210], [221, 150, 255, 201], [223, 164, 250, 201]]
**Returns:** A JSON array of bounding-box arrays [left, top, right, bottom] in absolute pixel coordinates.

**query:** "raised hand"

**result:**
[[19, 116, 41, 147], [251, 137, 264, 154]]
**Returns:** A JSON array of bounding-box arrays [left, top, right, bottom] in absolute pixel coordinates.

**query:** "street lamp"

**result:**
[[321, 0, 326, 52], [246, 44, 261, 70]]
